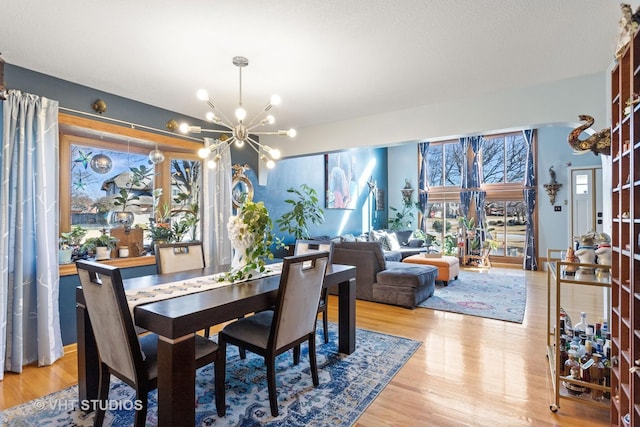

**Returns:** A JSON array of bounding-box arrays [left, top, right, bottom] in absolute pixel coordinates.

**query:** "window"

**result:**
[[426, 142, 463, 187], [575, 174, 589, 195], [421, 131, 534, 264], [482, 133, 526, 184], [59, 114, 204, 246]]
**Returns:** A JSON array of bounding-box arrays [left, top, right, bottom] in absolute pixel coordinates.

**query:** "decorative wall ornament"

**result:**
[[567, 115, 611, 156], [543, 166, 562, 205]]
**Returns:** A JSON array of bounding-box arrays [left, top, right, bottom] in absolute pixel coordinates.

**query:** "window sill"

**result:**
[[58, 255, 157, 277]]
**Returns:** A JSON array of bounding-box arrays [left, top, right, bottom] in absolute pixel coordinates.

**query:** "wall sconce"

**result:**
[[91, 99, 107, 114], [401, 179, 414, 206], [166, 119, 179, 131], [543, 166, 562, 205]]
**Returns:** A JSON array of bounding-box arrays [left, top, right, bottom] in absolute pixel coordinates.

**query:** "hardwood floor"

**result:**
[[0, 267, 611, 426]]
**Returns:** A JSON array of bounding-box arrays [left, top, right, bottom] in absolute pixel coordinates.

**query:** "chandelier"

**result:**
[[179, 56, 296, 169]]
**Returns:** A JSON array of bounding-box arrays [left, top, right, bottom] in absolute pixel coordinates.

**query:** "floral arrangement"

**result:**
[[224, 200, 275, 282]]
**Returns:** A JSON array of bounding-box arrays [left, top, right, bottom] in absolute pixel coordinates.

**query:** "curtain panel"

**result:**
[[418, 141, 430, 231], [0, 90, 63, 378], [522, 129, 537, 270], [202, 137, 233, 270]]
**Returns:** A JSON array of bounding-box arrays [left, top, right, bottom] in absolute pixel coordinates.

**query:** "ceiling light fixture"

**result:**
[[179, 56, 296, 169]]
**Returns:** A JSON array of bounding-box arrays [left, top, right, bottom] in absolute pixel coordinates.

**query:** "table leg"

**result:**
[[337, 279, 356, 354], [76, 300, 99, 404], [157, 334, 196, 427]]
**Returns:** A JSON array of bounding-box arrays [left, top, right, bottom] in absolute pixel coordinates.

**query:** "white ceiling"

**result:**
[[0, 1, 629, 133]]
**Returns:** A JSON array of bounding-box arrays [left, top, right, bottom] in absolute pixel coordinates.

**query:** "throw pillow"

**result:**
[[369, 229, 386, 243], [341, 234, 356, 242], [385, 231, 402, 251]]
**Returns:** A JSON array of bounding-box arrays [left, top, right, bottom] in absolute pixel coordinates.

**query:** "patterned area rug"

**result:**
[[417, 269, 527, 323], [0, 324, 420, 426]]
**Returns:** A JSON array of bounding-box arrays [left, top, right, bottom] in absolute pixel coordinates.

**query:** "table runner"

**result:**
[[125, 263, 283, 317]]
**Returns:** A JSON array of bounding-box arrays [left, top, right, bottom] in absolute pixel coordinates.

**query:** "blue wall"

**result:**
[[251, 148, 388, 248]]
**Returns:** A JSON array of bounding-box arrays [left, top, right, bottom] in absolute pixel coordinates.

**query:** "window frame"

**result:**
[[59, 113, 203, 236]]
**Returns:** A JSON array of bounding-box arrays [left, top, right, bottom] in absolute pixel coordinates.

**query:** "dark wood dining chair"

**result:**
[[76, 260, 225, 425], [154, 241, 205, 274], [294, 239, 334, 343], [217, 251, 330, 416]]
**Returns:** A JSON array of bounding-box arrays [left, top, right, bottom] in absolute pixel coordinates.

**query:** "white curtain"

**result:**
[[202, 137, 233, 270], [0, 90, 63, 378]]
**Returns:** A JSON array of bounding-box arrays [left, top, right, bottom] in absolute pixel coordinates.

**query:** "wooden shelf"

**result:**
[[610, 28, 640, 427]]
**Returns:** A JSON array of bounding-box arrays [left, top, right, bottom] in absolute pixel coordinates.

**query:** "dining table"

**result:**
[[75, 262, 356, 427]]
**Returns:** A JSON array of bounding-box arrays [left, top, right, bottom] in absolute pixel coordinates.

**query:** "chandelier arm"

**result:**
[[245, 102, 274, 128], [205, 100, 235, 128], [198, 128, 234, 135], [247, 136, 272, 155]]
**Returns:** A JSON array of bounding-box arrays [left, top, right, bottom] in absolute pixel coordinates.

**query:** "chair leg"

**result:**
[[93, 364, 110, 426], [133, 391, 148, 427], [322, 310, 329, 344], [239, 347, 247, 359], [215, 342, 227, 417], [204, 327, 211, 338], [293, 345, 301, 365], [309, 335, 319, 386], [266, 357, 279, 416]]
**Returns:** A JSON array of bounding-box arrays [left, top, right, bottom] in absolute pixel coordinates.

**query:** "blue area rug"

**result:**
[[417, 269, 527, 323], [0, 324, 420, 426]]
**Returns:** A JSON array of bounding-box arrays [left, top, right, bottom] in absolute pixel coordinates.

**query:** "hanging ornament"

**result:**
[[148, 145, 165, 164], [74, 150, 92, 169], [89, 153, 113, 174]]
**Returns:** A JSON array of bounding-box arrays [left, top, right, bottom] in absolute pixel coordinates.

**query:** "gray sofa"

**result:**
[[331, 241, 437, 309]]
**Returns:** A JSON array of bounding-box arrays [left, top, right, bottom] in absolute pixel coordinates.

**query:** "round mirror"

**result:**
[[231, 164, 253, 209]]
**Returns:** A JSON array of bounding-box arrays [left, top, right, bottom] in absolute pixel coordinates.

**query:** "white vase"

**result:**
[[95, 246, 111, 260], [231, 235, 255, 271]]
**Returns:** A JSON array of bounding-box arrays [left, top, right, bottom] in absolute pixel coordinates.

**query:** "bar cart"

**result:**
[[546, 249, 611, 413]]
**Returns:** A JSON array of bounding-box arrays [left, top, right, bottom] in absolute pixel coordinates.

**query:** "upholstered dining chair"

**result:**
[[154, 241, 220, 338], [76, 260, 225, 425], [294, 239, 334, 343], [154, 241, 205, 274], [218, 251, 330, 416]]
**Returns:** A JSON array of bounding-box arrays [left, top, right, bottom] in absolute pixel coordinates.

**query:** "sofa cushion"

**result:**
[[335, 241, 387, 271], [341, 233, 357, 242], [394, 230, 414, 246], [407, 238, 424, 248]]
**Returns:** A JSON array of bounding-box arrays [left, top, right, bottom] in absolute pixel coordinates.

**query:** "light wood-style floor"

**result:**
[[0, 267, 610, 426]]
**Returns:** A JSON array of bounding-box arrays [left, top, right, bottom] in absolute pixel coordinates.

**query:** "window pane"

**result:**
[[505, 134, 526, 182], [170, 159, 202, 242], [70, 144, 153, 237], [482, 137, 505, 183], [484, 200, 526, 257], [427, 145, 443, 187], [444, 143, 463, 186]]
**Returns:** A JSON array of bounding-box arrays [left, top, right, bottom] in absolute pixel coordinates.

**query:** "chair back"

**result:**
[[76, 260, 144, 383], [155, 241, 205, 274], [271, 252, 329, 350], [294, 239, 333, 264]]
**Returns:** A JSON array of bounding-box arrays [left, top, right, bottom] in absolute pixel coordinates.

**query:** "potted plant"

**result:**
[[81, 230, 118, 260], [59, 235, 74, 265], [276, 184, 325, 250], [59, 225, 88, 264]]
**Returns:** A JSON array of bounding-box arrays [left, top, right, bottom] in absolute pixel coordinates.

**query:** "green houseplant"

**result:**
[[59, 226, 88, 264], [81, 231, 118, 260], [276, 184, 325, 241]]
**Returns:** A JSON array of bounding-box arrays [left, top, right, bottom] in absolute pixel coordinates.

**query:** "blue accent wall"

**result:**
[[251, 148, 388, 248]]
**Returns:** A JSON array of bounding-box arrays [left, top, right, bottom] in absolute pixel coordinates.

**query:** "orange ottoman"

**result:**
[[402, 254, 459, 285]]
